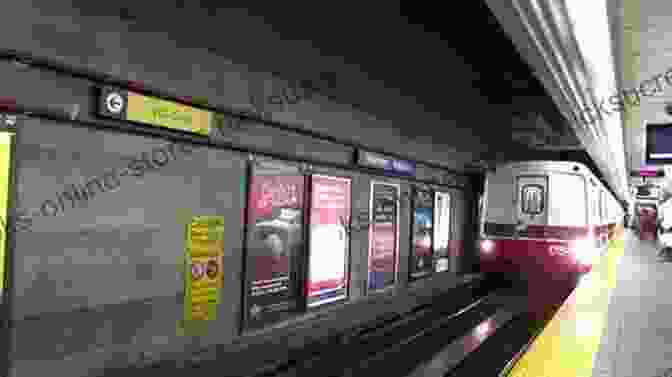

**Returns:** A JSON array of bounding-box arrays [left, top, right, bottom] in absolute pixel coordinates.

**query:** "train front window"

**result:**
[[549, 173, 587, 226], [521, 184, 544, 214]]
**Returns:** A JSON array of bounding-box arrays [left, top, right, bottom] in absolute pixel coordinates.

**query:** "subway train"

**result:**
[[634, 201, 658, 240], [477, 161, 624, 317], [631, 184, 661, 239]]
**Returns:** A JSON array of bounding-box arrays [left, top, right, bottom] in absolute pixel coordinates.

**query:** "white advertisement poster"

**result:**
[[433, 192, 451, 272], [307, 175, 351, 307]]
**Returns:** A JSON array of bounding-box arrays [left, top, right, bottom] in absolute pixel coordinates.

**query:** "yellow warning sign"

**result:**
[[182, 216, 224, 327]]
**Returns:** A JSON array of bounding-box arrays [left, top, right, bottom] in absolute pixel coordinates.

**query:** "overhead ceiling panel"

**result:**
[[70, 0, 581, 165], [608, 0, 672, 179]]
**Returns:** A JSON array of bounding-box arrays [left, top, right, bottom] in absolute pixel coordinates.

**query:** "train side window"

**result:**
[[521, 184, 544, 214]]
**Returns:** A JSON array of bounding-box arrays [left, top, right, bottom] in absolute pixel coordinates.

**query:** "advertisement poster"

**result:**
[[434, 192, 451, 273], [368, 182, 399, 291], [245, 161, 305, 328], [410, 188, 434, 280], [307, 175, 351, 308], [180, 216, 224, 335]]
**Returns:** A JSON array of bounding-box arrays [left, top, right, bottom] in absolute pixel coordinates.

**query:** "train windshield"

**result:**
[[516, 175, 547, 226], [548, 173, 587, 226]]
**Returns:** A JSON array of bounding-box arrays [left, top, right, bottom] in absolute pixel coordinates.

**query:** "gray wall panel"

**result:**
[[0, 61, 355, 168], [0, 4, 486, 372], [212, 115, 354, 166], [10, 116, 247, 376]]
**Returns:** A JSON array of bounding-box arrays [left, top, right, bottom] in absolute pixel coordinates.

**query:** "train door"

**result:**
[[638, 203, 658, 241], [515, 175, 547, 229]]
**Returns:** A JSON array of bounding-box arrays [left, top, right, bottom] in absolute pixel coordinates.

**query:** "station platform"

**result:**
[[503, 230, 672, 377]]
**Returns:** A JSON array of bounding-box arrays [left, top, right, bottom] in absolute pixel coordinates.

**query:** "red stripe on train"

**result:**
[[479, 238, 589, 275], [486, 223, 612, 240], [479, 238, 586, 319], [524, 225, 589, 239]]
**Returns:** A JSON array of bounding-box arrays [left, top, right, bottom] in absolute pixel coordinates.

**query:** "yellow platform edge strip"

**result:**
[[502, 237, 626, 377], [0, 132, 12, 292]]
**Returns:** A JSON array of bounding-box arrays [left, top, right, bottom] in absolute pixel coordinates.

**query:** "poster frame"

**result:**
[[408, 185, 434, 281], [433, 191, 452, 274], [240, 158, 309, 331], [237, 159, 252, 334], [366, 180, 401, 294], [305, 173, 353, 309]]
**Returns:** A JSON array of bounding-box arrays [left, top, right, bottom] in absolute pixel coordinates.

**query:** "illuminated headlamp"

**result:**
[[480, 239, 495, 254], [571, 238, 595, 265]]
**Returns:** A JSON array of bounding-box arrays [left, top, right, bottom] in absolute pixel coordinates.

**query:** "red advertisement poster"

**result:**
[[244, 161, 305, 328], [368, 182, 399, 291], [307, 175, 351, 307]]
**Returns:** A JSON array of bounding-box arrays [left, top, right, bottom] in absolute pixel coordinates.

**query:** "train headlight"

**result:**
[[571, 238, 595, 265], [480, 239, 495, 254]]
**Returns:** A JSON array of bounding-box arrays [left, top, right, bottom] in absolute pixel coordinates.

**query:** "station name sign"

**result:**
[[97, 86, 217, 136], [356, 150, 416, 176]]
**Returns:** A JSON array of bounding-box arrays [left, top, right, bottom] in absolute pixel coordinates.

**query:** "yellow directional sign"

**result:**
[[98, 87, 222, 136]]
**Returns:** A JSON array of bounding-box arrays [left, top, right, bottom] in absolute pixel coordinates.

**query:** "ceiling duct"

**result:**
[[484, 0, 629, 203], [510, 112, 581, 149]]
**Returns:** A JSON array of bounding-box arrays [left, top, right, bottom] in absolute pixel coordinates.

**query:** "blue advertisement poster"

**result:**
[[368, 182, 399, 291], [410, 188, 434, 279]]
